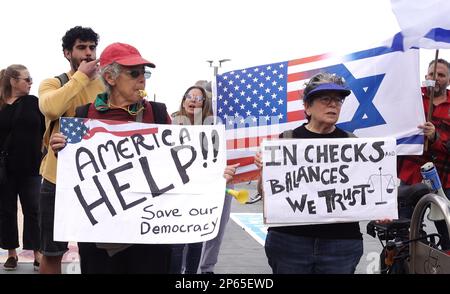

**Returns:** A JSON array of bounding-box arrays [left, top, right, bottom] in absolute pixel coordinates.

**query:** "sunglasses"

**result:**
[[184, 94, 204, 102], [16, 77, 33, 83], [126, 69, 152, 79]]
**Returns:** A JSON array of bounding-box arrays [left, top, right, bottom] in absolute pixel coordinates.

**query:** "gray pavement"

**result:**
[[2, 181, 385, 274]]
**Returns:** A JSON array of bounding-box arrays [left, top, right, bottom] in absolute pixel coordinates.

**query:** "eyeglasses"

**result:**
[[16, 77, 33, 83], [316, 95, 345, 106], [185, 94, 204, 102], [125, 69, 152, 79]]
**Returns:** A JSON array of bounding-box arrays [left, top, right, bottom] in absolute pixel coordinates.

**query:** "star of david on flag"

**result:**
[[216, 45, 424, 183]]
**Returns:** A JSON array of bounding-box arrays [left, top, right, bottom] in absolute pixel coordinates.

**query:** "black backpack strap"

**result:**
[[48, 73, 70, 135], [55, 73, 69, 87], [149, 101, 168, 124], [75, 103, 92, 118]]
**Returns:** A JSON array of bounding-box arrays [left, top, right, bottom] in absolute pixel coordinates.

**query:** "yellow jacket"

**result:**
[[38, 71, 104, 184]]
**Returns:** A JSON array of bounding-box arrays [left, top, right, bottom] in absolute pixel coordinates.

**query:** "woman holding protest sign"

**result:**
[[254, 72, 364, 274], [49, 42, 173, 273], [50, 44, 238, 274]]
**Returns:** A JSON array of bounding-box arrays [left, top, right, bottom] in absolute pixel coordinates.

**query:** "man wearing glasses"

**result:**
[[38, 26, 103, 274]]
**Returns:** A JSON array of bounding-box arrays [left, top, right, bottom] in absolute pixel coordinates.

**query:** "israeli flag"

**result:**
[[390, 0, 450, 49]]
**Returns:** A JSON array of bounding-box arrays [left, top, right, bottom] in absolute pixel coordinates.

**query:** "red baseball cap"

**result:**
[[99, 42, 155, 68]]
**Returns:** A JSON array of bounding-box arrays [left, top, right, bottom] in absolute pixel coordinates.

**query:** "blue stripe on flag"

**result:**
[[396, 134, 424, 145], [342, 40, 405, 63], [424, 28, 450, 43]]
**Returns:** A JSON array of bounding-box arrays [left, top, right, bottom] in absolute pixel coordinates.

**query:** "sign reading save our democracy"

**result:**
[[262, 137, 398, 225], [55, 117, 226, 244]]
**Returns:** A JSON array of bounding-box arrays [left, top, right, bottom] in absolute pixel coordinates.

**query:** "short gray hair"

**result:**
[[100, 62, 122, 94]]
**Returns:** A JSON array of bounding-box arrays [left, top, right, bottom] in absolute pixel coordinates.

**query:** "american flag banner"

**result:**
[[216, 46, 424, 183], [60, 117, 158, 143], [55, 117, 227, 244]]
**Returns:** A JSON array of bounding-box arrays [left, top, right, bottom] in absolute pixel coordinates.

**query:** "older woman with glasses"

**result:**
[[254, 72, 366, 274], [49, 42, 174, 273], [0, 64, 44, 271]]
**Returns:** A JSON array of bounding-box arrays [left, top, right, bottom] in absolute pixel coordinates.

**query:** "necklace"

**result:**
[[108, 101, 143, 116]]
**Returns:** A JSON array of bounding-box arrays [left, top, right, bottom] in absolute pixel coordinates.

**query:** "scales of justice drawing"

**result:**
[[366, 167, 395, 205]]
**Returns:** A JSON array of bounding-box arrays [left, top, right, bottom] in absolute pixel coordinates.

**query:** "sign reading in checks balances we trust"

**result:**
[[262, 137, 398, 225], [54, 117, 226, 244]]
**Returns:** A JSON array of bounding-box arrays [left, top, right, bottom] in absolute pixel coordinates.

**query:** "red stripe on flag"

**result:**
[[227, 156, 255, 167], [287, 90, 303, 102], [230, 169, 260, 184], [227, 134, 279, 149], [287, 72, 309, 83], [288, 53, 330, 66], [287, 111, 305, 122], [85, 127, 158, 139]]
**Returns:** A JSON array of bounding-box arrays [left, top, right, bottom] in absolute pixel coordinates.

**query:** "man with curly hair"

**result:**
[[38, 26, 104, 274]]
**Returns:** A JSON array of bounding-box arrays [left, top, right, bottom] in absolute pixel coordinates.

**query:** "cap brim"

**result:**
[[304, 83, 351, 100], [116, 56, 156, 68]]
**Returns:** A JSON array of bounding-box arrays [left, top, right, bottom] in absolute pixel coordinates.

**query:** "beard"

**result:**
[[427, 82, 448, 97], [70, 57, 95, 71], [434, 83, 448, 97]]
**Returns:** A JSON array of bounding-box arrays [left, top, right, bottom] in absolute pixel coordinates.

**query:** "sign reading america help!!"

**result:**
[[55, 117, 226, 244]]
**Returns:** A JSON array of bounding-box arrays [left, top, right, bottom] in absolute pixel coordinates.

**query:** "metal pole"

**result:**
[[207, 59, 230, 124]]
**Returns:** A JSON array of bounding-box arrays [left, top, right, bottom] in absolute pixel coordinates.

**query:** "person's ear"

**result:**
[[63, 49, 71, 61], [104, 71, 116, 86], [10, 77, 18, 87]]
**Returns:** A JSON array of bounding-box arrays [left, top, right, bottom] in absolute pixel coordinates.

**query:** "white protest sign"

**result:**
[[262, 137, 398, 224], [55, 118, 226, 244]]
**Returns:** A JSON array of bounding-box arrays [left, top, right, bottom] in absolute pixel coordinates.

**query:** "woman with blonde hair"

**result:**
[[0, 64, 44, 271], [170, 85, 212, 274], [171, 85, 212, 126]]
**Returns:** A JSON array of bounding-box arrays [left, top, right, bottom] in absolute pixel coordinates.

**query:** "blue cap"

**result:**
[[304, 83, 351, 101]]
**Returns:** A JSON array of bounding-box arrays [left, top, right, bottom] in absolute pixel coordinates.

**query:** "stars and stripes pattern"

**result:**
[[60, 118, 89, 144], [217, 54, 334, 183], [216, 44, 425, 183], [60, 117, 159, 144]]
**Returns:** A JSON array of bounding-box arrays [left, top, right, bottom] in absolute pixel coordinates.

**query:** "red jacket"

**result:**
[[398, 88, 450, 188]]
